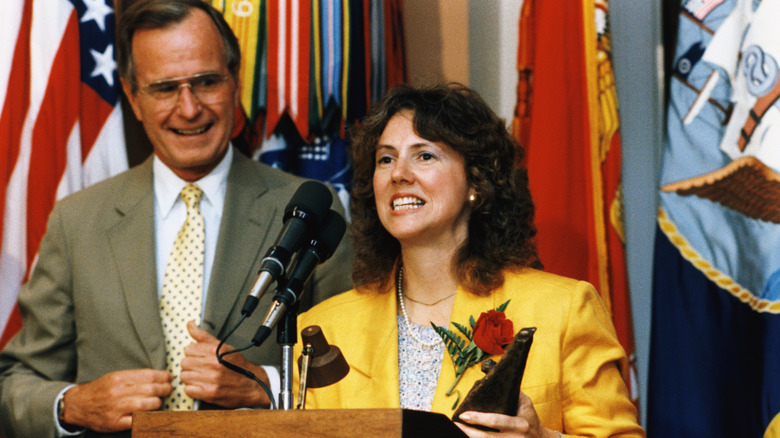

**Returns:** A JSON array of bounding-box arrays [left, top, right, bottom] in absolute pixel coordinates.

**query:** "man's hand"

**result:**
[[180, 321, 271, 408], [59, 369, 173, 433]]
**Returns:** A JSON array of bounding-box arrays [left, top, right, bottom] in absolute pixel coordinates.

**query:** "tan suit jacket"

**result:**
[[295, 268, 644, 437], [0, 149, 353, 437]]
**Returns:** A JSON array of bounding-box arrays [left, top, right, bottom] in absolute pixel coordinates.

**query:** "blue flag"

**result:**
[[648, 0, 780, 435]]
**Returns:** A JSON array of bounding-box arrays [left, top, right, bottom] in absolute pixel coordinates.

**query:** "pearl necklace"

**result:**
[[396, 266, 444, 348]]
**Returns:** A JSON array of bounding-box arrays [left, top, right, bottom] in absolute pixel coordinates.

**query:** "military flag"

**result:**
[[249, 0, 405, 210], [208, 0, 267, 123], [266, 0, 311, 140], [648, 1, 780, 435], [513, 0, 638, 403]]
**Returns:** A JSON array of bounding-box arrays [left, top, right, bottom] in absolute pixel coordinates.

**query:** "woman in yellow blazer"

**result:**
[[295, 83, 644, 437]]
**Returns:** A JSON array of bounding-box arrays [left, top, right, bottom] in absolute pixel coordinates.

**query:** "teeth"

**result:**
[[392, 196, 424, 210], [173, 125, 209, 135]]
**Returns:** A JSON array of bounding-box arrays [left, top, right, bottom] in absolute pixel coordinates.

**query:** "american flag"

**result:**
[[0, 0, 127, 349]]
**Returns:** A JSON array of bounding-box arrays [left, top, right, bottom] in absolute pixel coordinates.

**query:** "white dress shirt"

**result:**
[[152, 146, 279, 405]]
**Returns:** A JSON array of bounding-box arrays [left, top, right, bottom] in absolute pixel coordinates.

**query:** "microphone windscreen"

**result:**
[[313, 210, 347, 260], [284, 181, 333, 227]]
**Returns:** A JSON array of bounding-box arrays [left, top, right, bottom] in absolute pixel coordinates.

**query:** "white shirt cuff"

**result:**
[[54, 384, 85, 437], [262, 365, 281, 407]]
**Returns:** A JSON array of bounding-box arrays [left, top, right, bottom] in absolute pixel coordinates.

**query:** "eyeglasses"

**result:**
[[139, 72, 232, 106]]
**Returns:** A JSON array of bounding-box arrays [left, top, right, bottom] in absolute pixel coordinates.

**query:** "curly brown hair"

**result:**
[[349, 83, 540, 295]]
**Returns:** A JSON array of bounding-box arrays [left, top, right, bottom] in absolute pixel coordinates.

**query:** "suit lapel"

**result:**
[[203, 153, 273, 337], [105, 158, 166, 369]]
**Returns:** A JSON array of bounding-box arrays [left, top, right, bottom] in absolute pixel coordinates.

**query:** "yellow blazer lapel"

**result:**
[[297, 289, 401, 409], [342, 290, 400, 408]]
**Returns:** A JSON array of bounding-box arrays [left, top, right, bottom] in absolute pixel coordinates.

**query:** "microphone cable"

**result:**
[[216, 313, 278, 410]]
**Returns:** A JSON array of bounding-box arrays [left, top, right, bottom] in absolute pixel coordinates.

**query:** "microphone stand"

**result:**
[[276, 301, 299, 410]]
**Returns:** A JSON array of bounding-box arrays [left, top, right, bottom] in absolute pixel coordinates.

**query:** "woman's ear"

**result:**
[[468, 189, 479, 207]]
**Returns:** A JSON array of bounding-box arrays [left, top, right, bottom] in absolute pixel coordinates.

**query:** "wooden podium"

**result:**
[[132, 409, 467, 437]]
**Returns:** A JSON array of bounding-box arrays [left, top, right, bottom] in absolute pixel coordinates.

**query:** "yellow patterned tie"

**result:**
[[160, 184, 204, 411]]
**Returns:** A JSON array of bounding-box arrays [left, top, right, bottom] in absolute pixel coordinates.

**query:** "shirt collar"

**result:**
[[153, 145, 233, 219]]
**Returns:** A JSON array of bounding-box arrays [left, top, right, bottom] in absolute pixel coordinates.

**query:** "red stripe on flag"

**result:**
[[80, 82, 114, 158], [265, 0, 310, 140], [363, 0, 371, 105], [291, 0, 310, 140], [0, 0, 31, 257], [0, 307, 21, 350], [283, 1, 292, 122], [265, 0, 282, 137], [25, 12, 80, 270], [0, 0, 32, 352], [384, 0, 406, 88]]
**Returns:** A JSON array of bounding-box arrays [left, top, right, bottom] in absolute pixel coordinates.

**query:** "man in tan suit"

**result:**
[[0, 1, 352, 436]]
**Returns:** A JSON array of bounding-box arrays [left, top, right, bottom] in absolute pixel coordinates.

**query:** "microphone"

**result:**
[[252, 209, 347, 346], [241, 181, 333, 317]]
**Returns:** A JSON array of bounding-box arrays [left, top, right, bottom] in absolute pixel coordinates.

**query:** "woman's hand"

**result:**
[[454, 391, 560, 438]]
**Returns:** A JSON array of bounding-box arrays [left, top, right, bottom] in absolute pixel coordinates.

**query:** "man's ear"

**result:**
[[120, 77, 143, 121], [233, 76, 241, 109]]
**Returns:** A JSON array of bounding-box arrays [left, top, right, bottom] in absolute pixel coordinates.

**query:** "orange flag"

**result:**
[[513, 0, 637, 404]]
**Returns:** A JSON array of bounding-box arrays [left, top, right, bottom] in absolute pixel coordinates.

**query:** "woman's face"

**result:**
[[373, 110, 474, 249]]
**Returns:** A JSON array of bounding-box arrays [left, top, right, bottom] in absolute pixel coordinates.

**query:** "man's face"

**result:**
[[121, 8, 239, 182]]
